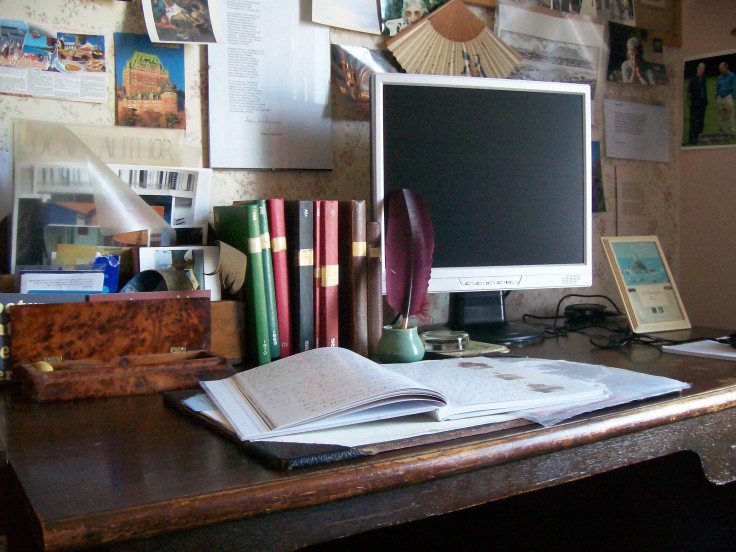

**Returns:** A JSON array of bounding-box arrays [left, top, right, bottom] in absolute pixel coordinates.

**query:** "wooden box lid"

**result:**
[[9, 298, 211, 369]]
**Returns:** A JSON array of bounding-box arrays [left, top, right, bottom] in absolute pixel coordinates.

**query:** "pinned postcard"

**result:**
[[0, 19, 107, 103], [142, 0, 225, 44], [114, 33, 186, 129]]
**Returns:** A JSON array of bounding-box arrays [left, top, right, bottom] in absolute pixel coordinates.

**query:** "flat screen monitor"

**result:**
[[371, 73, 593, 344]]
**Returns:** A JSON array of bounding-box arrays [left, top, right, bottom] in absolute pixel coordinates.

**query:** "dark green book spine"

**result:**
[[255, 199, 281, 359], [245, 203, 271, 365], [213, 205, 250, 254]]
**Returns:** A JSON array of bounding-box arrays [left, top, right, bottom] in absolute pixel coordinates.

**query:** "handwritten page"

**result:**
[[208, 0, 332, 169], [233, 347, 444, 430], [387, 357, 608, 420]]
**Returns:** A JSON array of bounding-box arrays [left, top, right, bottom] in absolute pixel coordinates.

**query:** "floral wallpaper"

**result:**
[[0, 0, 683, 328]]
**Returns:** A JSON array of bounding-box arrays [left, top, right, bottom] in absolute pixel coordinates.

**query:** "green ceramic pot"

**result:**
[[376, 325, 425, 363]]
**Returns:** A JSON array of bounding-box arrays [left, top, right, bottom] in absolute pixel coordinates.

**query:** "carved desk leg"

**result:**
[[681, 408, 736, 485]]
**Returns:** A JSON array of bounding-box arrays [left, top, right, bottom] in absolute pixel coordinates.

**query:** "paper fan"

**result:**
[[387, 0, 521, 78]]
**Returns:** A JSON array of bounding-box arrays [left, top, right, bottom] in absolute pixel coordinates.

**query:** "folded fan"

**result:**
[[387, 0, 521, 77]]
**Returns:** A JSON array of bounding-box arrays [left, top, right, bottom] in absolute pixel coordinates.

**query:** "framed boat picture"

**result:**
[[601, 236, 690, 333]]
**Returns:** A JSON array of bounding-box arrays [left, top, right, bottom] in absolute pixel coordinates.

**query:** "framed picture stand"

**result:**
[[601, 236, 690, 333]]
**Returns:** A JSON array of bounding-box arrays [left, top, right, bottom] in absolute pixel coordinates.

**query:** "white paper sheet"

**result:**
[[512, 358, 690, 426], [604, 99, 669, 163], [663, 339, 736, 361], [312, 0, 380, 34], [615, 166, 650, 235], [208, 0, 333, 169]]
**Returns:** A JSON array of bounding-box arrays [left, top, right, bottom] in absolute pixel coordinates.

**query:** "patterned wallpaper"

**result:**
[[0, 0, 682, 328]]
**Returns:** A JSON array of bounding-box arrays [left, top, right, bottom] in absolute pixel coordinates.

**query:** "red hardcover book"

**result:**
[[313, 200, 322, 348], [267, 198, 292, 358], [319, 200, 339, 348]]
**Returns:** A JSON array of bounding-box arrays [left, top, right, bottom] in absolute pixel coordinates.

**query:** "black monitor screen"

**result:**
[[380, 82, 587, 269]]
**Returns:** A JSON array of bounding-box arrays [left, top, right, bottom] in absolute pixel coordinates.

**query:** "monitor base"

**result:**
[[449, 290, 544, 347], [463, 321, 545, 347]]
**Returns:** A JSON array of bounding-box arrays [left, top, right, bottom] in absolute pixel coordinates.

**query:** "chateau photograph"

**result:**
[[115, 36, 185, 129]]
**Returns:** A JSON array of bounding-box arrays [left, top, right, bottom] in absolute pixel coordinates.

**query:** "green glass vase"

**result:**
[[376, 325, 425, 363]]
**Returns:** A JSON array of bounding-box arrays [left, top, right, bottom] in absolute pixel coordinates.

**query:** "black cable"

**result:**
[[522, 313, 565, 323], [519, 292, 699, 350], [586, 328, 700, 350], [522, 292, 720, 350], [520, 293, 625, 340]]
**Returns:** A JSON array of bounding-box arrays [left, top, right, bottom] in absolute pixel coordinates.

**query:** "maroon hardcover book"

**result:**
[[338, 200, 367, 355], [318, 200, 339, 348], [267, 198, 293, 358]]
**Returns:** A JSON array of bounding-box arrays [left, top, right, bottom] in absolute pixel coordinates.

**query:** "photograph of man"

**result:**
[[716, 61, 736, 137], [621, 37, 655, 84], [607, 23, 666, 85], [682, 51, 736, 147], [687, 63, 708, 145]]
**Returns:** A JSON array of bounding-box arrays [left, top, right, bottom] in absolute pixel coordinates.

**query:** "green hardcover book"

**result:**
[[213, 204, 250, 255], [245, 203, 271, 365], [255, 199, 281, 359]]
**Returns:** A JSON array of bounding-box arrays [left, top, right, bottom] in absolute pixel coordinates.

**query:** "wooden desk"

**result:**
[[2, 330, 736, 551]]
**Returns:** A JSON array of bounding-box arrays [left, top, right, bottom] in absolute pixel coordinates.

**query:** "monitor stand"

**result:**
[[449, 291, 544, 346]]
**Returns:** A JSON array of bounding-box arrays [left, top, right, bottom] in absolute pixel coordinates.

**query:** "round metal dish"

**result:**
[[420, 330, 470, 352]]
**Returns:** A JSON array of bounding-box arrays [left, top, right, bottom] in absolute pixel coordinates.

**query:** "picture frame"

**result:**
[[601, 236, 690, 333], [681, 50, 736, 149], [138, 246, 221, 301]]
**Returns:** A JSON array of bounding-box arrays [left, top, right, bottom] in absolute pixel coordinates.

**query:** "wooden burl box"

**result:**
[[9, 297, 235, 402]]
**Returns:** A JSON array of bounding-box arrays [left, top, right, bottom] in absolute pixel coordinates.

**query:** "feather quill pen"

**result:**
[[385, 188, 435, 329]]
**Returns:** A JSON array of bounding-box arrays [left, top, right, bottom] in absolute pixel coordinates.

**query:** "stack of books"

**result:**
[[213, 198, 382, 365]]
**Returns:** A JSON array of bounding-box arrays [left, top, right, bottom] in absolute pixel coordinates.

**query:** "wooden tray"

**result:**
[[18, 351, 234, 402]]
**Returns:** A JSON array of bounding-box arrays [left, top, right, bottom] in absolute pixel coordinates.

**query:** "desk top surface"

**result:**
[[2, 328, 736, 550]]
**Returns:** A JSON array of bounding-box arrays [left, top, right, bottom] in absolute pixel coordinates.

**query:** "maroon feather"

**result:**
[[385, 188, 435, 329]]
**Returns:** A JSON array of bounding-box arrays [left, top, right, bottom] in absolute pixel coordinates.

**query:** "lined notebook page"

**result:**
[[234, 347, 441, 430]]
